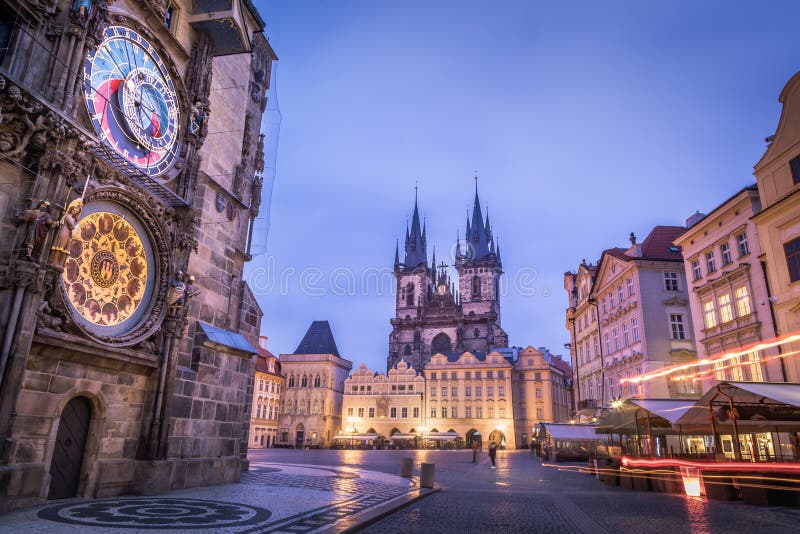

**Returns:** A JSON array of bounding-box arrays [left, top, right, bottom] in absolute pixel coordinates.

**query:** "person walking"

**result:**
[[472, 439, 480, 463], [488, 440, 498, 469]]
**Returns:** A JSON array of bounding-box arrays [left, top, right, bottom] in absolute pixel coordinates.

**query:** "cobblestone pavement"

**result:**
[[2, 449, 798, 533], [346, 449, 800, 534], [0, 459, 420, 533]]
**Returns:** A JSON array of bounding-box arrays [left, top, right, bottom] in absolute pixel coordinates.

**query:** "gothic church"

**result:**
[[387, 184, 508, 371]]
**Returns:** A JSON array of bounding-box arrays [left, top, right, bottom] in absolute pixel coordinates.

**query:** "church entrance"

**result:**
[[431, 332, 452, 355], [48, 396, 92, 499]]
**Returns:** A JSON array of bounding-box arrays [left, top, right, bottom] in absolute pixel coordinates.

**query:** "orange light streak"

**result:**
[[620, 331, 800, 385], [621, 456, 800, 473]]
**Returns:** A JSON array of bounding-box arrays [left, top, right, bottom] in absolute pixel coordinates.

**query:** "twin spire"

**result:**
[[395, 178, 501, 271]]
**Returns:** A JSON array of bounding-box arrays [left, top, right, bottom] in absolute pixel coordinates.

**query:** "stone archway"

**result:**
[[466, 428, 481, 447], [488, 430, 506, 449]]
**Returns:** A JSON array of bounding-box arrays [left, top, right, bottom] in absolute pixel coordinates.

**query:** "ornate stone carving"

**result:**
[[0, 76, 74, 160]]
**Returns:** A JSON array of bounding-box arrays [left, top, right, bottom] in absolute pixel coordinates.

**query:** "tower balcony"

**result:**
[[188, 1, 265, 55]]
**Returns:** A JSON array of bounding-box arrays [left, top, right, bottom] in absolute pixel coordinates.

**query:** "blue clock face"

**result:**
[[84, 26, 181, 177]]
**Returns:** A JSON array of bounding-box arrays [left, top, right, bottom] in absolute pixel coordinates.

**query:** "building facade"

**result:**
[[341, 360, 425, 438], [752, 69, 800, 382], [0, 0, 275, 508], [674, 187, 783, 385], [564, 261, 602, 416], [250, 337, 283, 448], [387, 185, 508, 372], [566, 227, 699, 404], [277, 321, 352, 448]]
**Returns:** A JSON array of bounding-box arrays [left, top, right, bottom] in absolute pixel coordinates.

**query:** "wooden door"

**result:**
[[48, 396, 91, 499]]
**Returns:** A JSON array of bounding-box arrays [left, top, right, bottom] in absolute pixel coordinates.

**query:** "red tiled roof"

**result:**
[[640, 225, 685, 261], [552, 357, 573, 375], [603, 247, 630, 261]]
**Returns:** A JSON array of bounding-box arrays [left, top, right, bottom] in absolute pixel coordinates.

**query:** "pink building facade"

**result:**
[[674, 186, 783, 387]]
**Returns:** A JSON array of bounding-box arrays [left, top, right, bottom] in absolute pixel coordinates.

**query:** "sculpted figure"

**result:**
[[23, 200, 56, 261], [48, 199, 82, 269]]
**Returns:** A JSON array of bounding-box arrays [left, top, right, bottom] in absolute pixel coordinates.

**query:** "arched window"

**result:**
[[431, 332, 452, 355], [404, 344, 412, 355], [301, 375, 308, 387], [312, 400, 319, 414], [314, 375, 321, 387], [285, 399, 293, 413], [406, 283, 415, 306], [472, 275, 481, 298], [288, 375, 295, 387]]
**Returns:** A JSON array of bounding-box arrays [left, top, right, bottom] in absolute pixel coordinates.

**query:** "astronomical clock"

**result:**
[[84, 26, 181, 177], [57, 25, 183, 344]]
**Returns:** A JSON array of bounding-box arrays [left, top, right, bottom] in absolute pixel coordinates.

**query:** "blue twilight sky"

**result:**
[[247, 0, 800, 370]]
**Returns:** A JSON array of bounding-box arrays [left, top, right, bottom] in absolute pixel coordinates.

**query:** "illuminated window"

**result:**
[[735, 286, 751, 317], [703, 300, 717, 329], [718, 293, 733, 323]]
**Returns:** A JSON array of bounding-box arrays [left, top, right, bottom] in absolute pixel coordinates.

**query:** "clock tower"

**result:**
[[0, 0, 276, 507]]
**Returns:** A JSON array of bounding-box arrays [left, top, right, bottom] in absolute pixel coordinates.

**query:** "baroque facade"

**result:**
[[565, 227, 699, 407], [339, 347, 572, 450], [277, 321, 353, 448], [674, 186, 783, 385], [387, 184, 508, 372], [752, 69, 800, 382], [250, 336, 283, 448], [0, 0, 276, 508]]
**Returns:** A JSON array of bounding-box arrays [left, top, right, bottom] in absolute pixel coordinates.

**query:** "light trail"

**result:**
[[620, 331, 800, 385]]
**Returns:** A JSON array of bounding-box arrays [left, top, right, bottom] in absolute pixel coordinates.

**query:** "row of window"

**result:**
[[347, 406, 421, 419], [691, 233, 750, 281], [283, 399, 324, 415], [598, 277, 638, 315], [575, 307, 597, 333], [287, 375, 322, 388], [430, 405, 506, 419], [429, 370, 506, 380], [350, 384, 415, 393], [429, 385, 507, 398], [257, 379, 280, 394], [255, 404, 278, 420], [603, 317, 641, 354], [702, 286, 752, 329]]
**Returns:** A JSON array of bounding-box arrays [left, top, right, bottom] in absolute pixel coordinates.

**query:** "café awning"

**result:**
[[390, 433, 418, 440], [332, 433, 382, 441], [674, 381, 800, 432], [423, 432, 461, 441], [540, 423, 604, 441]]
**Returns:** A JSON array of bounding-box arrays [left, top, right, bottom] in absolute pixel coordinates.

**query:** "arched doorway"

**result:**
[[488, 430, 506, 449], [466, 428, 481, 447], [49, 396, 92, 499], [295, 423, 305, 449], [431, 332, 452, 355]]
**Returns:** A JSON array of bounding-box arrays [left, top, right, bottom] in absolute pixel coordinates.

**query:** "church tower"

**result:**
[[387, 182, 508, 372], [456, 182, 507, 351]]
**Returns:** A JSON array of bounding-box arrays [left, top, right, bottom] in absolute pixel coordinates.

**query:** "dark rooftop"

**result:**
[[293, 320, 340, 357]]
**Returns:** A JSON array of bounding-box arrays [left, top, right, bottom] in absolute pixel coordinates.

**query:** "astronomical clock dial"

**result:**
[[84, 26, 181, 177], [62, 201, 156, 337]]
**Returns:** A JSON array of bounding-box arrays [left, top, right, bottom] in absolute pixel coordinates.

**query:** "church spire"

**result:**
[[431, 245, 437, 284], [394, 238, 400, 270], [403, 186, 427, 268], [467, 175, 491, 260]]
